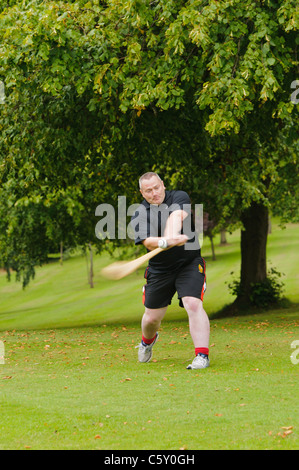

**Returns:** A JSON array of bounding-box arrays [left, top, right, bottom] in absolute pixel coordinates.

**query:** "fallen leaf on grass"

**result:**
[[94, 435, 101, 439], [279, 426, 293, 438], [278, 430, 293, 438]]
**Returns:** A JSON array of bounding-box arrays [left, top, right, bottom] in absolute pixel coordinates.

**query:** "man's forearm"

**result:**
[[142, 210, 189, 251], [163, 210, 188, 238], [142, 237, 162, 251]]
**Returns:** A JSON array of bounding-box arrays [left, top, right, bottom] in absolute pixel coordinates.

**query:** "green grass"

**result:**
[[1, 312, 298, 450], [0, 221, 298, 330], [0, 221, 298, 450]]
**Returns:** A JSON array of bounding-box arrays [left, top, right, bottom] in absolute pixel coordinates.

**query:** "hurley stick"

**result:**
[[100, 247, 163, 280]]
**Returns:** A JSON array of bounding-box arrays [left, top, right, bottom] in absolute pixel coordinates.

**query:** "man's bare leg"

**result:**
[[182, 296, 210, 348], [182, 296, 210, 369], [141, 306, 168, 342], [136, 307, 167, 363]]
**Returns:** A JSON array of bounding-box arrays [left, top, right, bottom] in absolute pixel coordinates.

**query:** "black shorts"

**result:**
[[142, 256, 206, 309]]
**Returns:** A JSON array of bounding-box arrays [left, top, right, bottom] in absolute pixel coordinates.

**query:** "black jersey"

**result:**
[[130, 190, 201, 273]]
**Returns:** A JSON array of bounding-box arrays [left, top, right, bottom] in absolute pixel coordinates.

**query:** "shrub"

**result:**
[[227, 267, 285, 308]]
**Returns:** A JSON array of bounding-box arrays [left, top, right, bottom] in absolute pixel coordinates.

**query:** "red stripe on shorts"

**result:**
[[200, 259, 206, 301]]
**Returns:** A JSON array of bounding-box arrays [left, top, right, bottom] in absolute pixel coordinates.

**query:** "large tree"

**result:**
[[0, 0, 298, 305]]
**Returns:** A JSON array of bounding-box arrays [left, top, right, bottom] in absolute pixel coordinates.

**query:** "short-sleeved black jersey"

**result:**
[[130, 190, 201, 272]]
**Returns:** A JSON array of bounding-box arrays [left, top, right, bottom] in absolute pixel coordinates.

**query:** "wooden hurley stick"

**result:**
[[100, 247, 163, 280]]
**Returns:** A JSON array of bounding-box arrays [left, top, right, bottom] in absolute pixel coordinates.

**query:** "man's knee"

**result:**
[[143, 307, 166, 327], [182, 296, 203, 314]]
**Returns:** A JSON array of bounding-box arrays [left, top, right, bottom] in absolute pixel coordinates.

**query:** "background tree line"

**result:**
[[0, 0, 298, 309]]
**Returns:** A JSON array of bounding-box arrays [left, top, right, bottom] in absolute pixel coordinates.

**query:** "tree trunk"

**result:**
[[86, 244, 94, 288], [88, 243, 94, 288], [60, 241, 63, 265], [268, 215, 272, 234], [220, 230, 227, 245], [209, 235, 216, 260], [235, 202, 268, 308]]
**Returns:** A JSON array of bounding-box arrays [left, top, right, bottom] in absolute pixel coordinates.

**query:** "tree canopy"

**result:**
[[0, 0, 298, 298]]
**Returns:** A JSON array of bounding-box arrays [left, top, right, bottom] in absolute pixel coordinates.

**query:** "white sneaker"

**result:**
[[135, 333, 159, 363], [187, 354, 210, 370]]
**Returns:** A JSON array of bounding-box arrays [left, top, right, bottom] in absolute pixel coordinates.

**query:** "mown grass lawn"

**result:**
[[0, 222, 298, 450], [0, 310, 298, 450]]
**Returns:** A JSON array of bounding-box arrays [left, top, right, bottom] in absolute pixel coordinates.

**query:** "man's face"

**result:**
[[140, 176, 166, 205]]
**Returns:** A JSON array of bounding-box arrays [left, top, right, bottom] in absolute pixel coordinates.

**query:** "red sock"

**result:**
[[195, 347, 209, 357], [142, 334, 156, 345]]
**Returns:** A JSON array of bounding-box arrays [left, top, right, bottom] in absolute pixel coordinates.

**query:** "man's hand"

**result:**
[[142, 234, 188, 251]]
